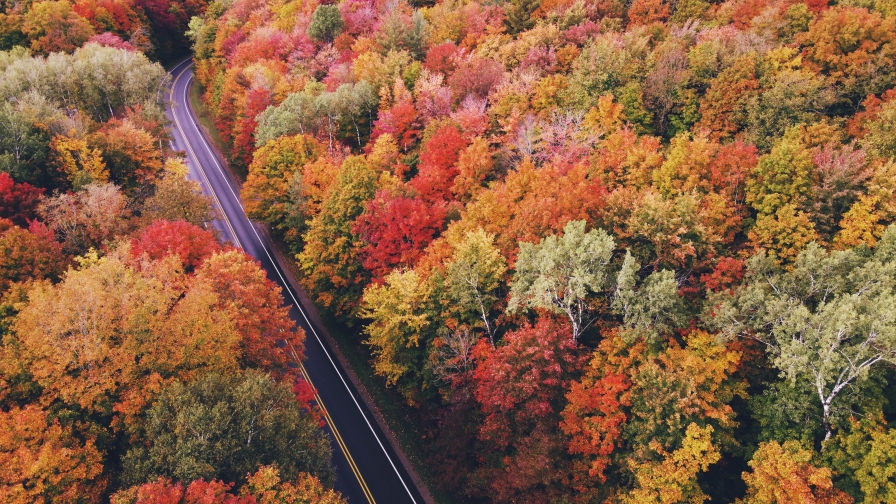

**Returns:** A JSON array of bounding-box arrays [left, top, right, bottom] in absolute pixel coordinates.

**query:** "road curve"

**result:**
[[165, 59, 426, 504]]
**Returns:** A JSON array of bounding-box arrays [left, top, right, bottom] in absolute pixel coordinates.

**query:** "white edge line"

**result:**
[[167, 62, 242, 249], [174, 65, 419, 504]]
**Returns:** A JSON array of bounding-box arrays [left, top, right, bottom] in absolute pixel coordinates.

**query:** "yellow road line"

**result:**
[[297, 361, 377, 504], [168, 62, 375, 503]]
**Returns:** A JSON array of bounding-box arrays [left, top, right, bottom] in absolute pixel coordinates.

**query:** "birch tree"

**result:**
[[445, 229, 507, 345], [508, 220, 615, 343], [709, 225, 896, 441]]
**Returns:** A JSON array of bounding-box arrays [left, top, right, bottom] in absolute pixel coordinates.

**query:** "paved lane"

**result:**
[[165, 59, 426, 504]]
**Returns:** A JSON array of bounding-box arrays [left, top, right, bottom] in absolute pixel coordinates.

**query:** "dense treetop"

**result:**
[[188, 0, 896, 501], [0, 0, 208, 61], [0, 8, 344, 500]]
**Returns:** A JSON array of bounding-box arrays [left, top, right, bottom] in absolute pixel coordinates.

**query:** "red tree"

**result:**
[[353, 190, 446, 282], [472, 317, 584, 502], [130, 220, 222, 271], [371, 93, 421, 152], [232, 86, 273, 168], [410, 124, 469, 202], [447, 55, 504, 102], [709, 140, 757, 208], [0, 172, 44, 226], [0, 220, 68, 294], [700, 256, 746, 293], [194, 250, 307, 386], [116, 478, 249, 504], [561, 331, 640, 487], [87, 32, 136, 51], [424, 42, 458, 75], [627, 0, 670, 27]]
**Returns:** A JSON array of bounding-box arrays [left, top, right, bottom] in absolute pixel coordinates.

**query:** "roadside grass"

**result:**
[[187, 81, 457, 504]]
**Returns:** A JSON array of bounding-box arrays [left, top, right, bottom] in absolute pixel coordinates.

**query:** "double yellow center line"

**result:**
[[297, 360, 376, 504], [167, 61, 376, 504]]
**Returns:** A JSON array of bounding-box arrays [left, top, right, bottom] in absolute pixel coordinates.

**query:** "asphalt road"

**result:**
[[165, 59, 426, 504]]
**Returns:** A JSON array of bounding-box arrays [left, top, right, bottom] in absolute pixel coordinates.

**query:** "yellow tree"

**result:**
[[746, 127, 815, 218], [834, 195, 885, 249], [738, 441, 853, 504], [621, 424, 720, 504], [141, 159, 215, 227], [38, 183, 131, 254], [49, 135, 108, 189], [562, 330, 743, 494], [298, 156, 377, 316], [360, 268, 432, 402], [444, 229, 507, 344], [242, 134, 323, 240], [748, 204, 820, 262], [241, 465, 347, 504], [89, 119, 164, 196], [21, 0, 94, 55], [0, 405, 105, 503], [824, 417, 896, 503], [8, 251, 240, 419]]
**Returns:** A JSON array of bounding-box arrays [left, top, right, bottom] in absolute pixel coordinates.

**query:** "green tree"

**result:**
[[504, 0, 540, 35], [0, 102, 51, 188], [307, 5, 343, 43], [333, 82, 377, 149], [0, 44, 166, 123], [564, 37, 626, 111], [746, 69, 832, 152], [824, 417, 896, 503], [746, 126, 815, 217], [255, 90, 317, 147], [709, 226, 896, 441], [122, 372, 334, 488], [748, 379, 825, 446], [375, 9, 428, 60], [298, 156, 377, 317], [313, 91, 341, 152], [612, 251, 685, 342], [185, 16, 217, 61], [508, 220, 616, 343]]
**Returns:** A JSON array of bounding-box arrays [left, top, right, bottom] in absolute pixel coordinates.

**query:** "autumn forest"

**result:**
[[1, 0, 896, 501]]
